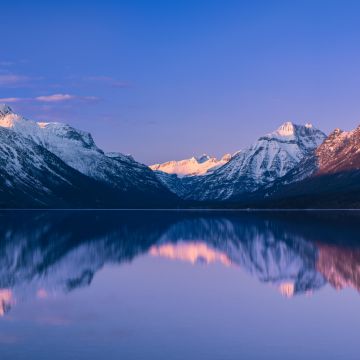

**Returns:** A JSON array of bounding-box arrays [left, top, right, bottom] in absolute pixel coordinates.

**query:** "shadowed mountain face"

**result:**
[[0, 210, 360, 315]]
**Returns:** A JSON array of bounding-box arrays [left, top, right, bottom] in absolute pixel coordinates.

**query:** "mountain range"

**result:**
[[0, 103, 359, 208]]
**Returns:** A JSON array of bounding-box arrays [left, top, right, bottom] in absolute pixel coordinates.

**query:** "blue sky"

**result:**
[[1, 0, 360, 164]]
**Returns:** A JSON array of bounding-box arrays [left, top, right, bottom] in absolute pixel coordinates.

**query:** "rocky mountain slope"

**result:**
[[316, 126, 360, 174]]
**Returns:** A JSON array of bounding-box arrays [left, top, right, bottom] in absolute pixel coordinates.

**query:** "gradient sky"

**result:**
[[1, 0, 360, 164]]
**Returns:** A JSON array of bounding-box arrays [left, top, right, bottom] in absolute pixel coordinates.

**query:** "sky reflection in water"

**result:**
[[0, 210, 359, 360]]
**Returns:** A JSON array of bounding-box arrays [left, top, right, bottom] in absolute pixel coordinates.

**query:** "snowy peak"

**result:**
[[238, 121, 326, 174], [0, 104, 21, 128], [275, 121, 296, 136], [268, 121, 325, 143], [0, 104, 13, 117], [150, 153, 232, 177], [195, 154, 211, 163], [275, 121, 313, 136], [0, 106, 99, 153], [38, 122, 99, 151], [221, 153, 232, 162]]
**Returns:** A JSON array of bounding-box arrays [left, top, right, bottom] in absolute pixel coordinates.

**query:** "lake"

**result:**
[[0, 210, 359, 360]]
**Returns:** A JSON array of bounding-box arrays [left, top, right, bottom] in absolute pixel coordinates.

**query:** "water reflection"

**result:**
[[149, 242, 232, 266], [317, 243, 360, 291], [0, 289, 12, 316], [0, 210, 359, 315]]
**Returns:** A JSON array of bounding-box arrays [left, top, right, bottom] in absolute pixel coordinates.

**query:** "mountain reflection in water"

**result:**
[[0, 210, 359, 315]]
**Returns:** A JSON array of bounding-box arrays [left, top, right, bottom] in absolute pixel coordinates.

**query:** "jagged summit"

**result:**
[[195, 154, 211, 163], [0, 106, 100, 154], [0, 104, 14, 117], [275, 121, 296, 136], [269, 121, 322, 140], [221, 153, 232, 161], [328, 128, 343, 136]]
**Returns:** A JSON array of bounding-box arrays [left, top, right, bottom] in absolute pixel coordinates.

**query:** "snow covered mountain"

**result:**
[[0, 123, 114, 207], [155, 122, 326, 201], [0, 104, 178, 207], [150, 153, 231, 177]]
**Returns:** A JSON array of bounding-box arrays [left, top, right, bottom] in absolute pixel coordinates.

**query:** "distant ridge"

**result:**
[[150, 153, 231, 177]]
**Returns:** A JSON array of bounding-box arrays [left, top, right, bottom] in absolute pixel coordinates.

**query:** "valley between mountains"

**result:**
[[0, 104, 359, 208]]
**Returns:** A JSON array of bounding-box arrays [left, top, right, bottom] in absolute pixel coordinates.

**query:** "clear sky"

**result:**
[[1, 0, 360, 164]]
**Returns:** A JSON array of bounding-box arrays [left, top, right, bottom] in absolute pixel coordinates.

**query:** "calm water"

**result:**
[[0, 210, 360, 360]]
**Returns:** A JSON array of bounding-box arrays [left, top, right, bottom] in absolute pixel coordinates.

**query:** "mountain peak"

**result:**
[[328, 128, 344, 138], [276, 121, 296, 136], [195, 154, 210, 163], [271, 121, 324, 140], [0, 104, 13, 117], [221, 153, 232, 162]]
